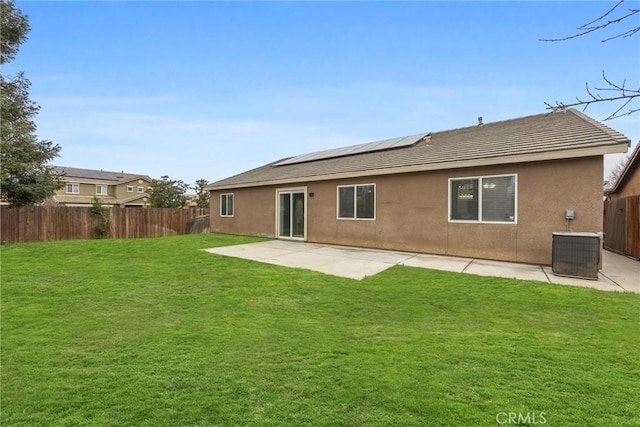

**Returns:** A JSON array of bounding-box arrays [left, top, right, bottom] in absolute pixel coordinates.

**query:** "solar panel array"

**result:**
[[275, 132, 430, 166], [52, 166, 132, 181]]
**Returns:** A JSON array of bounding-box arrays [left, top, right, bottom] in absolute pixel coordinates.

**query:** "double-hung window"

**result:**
[[66, 183, 80, 194], [449, 174, 516, 223], [220, 193, 234, 217], [337, 184, 375, 219], [96, 185, 108, 195]]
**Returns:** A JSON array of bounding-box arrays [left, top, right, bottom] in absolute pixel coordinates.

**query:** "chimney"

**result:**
[[477, 116, 483, 126]]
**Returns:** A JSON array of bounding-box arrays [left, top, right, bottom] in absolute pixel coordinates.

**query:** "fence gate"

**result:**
[[626, 195, 640, 259], [604, 196, 640, 260], [603, 198, 626, 255]]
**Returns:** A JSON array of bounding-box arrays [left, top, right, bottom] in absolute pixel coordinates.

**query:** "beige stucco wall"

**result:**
[[58, 182, 115, 198], [114, 180, 151, 200], [209, 187, 278, 238], [55, 178, 151, 206], [210, 156, 604, 265]]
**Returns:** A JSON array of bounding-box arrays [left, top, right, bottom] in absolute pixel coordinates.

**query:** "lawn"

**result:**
[[2, 234, 639, 426]]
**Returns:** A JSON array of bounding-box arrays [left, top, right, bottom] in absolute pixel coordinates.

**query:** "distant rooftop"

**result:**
[[52, 166, 151, 183]]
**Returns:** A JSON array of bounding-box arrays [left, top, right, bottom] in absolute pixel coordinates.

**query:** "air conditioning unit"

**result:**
[[552, 232, 601, 280]]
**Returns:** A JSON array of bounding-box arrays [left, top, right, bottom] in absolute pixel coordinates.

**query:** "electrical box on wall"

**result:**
[[565, 210, 575, 220]]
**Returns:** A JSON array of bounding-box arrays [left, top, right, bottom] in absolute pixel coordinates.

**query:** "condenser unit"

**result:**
[[552, 232, 601, 280]]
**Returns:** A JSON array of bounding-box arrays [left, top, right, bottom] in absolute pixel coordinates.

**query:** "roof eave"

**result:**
[[206, 142, 629, 191]]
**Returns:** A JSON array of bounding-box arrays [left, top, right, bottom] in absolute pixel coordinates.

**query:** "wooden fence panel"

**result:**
[[626, 195, 640, 260], [0, 206, 209, 244], [186, 215, 210, 234], [603, 198, 626, 254], [0, 206, 95, 243]]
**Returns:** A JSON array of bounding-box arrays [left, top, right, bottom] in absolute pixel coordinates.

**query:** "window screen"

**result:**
[[338, 184, 375, 219], [450, 179, 479, 221], [450, 175, 516, 223], [338, 186, 355, 218], [481, 176, 515, 222], [356, 185, 375, 219], [221, 193, 234, 216]]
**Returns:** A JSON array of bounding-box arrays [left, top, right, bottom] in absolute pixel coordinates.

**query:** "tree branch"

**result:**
[[539, 0, 639, 43], [545, 72, 640, 120], [540, 2, 639, 120]]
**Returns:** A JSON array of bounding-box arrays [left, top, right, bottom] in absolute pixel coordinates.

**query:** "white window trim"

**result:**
[[127, 186, 134, 193], [95, 184, 108, 195], [336, 183, 376, 220], [66, 182, 80, 194], [448, 173, 518, 224], [220, 193, 234, 217], [137, 186, 144, 193]]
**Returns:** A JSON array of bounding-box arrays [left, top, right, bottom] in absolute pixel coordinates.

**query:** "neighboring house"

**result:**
[[605, 142, 640, 201], [603, 142, 640, 259], [184, 194, 201, 208], [205, 109, 629, 265], [51, 166, 152, 207]]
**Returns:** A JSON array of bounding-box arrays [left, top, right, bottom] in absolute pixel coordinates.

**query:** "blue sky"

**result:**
[[8, 1, 640, 185]]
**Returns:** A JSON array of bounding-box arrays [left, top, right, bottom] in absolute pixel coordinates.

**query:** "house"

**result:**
[[603, 142, 640, 259], [50, 166, 153, 207], [205, 109, 629, 265], [606, 142, 640, 201]]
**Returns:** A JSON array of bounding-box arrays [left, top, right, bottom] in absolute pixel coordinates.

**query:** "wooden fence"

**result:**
[[603, 195, 640, 259], [0, 206, 209, 244], [186, 215, 210, 235]]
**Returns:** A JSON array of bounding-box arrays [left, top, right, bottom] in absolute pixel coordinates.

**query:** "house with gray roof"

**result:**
[[205, 109, 630, 265], [51, 166, 152, 207]]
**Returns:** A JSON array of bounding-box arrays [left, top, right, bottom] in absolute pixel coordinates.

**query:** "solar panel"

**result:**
[[53, 166, 137, 181], [275, 132, 429, 166]]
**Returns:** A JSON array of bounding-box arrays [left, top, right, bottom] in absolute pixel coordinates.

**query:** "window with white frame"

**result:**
[[220, 193, 234, 217], [66, 183, 80, 194], [127, 186, 134, 192], [449, 174, 516, 223], [337, 184, 375, 219], [96, 185, 108, 195], [137, 186, 144, 193]]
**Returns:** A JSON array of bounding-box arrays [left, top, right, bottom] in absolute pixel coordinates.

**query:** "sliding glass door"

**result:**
[[277, 189, 306, 239]]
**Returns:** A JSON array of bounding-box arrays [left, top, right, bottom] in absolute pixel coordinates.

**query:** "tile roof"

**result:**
[[52, 166, 151, 183], [207, 109, 630, 190]]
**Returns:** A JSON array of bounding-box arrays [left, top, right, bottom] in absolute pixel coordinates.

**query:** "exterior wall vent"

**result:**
[[552, 232, 601, 280]]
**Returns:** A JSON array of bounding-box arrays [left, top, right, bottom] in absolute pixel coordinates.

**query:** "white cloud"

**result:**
[[39, 95, 175, 107]]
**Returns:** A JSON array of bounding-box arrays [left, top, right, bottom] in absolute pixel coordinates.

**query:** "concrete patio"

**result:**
[[204, 240, 639, 293]]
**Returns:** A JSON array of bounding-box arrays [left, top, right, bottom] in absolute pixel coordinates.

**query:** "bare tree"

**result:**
[[541, 0, 639, 120], [605, 155, 630, 190]]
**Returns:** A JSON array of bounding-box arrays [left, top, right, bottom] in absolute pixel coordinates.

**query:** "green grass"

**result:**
[[2, 234, 639, 426]]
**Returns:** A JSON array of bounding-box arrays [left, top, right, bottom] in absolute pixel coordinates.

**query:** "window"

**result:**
[[127, 186, 134, 192], [96, 185, 108, 195], [137, 186, 144, 193], [449, 174, 516, 223], [337, 184, 375, 219], [66, 183, 80, 194], [220, 193, 234, 217]]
